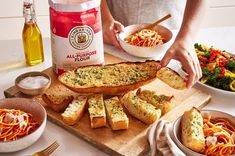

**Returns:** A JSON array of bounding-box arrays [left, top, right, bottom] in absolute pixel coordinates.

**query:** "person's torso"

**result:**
[[106, 0, 186, 30]]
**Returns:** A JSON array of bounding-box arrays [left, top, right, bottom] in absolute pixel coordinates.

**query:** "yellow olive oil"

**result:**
[[22, 0, 44, 66]]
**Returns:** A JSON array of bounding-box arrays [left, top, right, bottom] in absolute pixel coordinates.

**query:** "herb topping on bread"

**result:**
[[136, 88, 174, 114], [104, 97, 129, 130], [61, 96, 87, 125], [88, 94, 106, 128], [58, 61, 159, 95], [121, 92, 161, 124], [181, 107, 205, 153]]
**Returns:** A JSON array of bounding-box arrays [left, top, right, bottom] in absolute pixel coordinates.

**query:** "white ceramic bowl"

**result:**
[[0, 98, 47, 153], [172, 110, 235, 156], [118, 24, 173, 58]]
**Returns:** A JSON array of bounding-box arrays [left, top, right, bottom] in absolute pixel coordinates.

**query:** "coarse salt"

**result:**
[[19, 76, 49, 89]]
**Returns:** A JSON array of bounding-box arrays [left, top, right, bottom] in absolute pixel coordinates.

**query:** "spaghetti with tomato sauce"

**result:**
[[0, 108, 39, 141], [124, 29, 165, 47], [203, 115, 235, 156]]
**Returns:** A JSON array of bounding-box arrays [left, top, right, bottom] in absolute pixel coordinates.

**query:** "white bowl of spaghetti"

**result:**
[[173, 109, 235, 156], [118, 24, 173, 58], [0, 98, 46, 152]]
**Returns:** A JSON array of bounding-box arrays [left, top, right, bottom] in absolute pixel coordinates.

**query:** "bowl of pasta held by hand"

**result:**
[[173, 107, 235, 156], [0, 98, 47, 152], [118, 24, 173, 58]]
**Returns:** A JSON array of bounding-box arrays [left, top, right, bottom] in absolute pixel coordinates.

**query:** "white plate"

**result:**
[[197, 80, 235, 96], [177, 61, 235, 97]]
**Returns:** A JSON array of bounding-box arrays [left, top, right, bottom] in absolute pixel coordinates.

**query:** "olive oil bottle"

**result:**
[[22, 0, 44, 66]]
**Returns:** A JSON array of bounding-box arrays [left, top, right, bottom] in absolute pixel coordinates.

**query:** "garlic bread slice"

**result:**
[[61, 96, 87, 125], [157, 67, 187, 90], [104, 97, 129, 130], [121, 92, 161, 124], [88, 94, 106, 128], [136, 88, 174, 115]]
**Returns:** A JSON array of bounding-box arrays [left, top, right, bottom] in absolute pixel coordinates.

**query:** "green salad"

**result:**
[[195, 43, 235, 92]]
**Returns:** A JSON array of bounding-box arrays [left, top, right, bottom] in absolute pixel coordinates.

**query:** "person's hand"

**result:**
[[102, 19, 124, 49], [159, 38, 202, 88]]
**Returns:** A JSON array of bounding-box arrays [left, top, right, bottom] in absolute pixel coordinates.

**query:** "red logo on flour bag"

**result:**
[[49, 0, 104, 75]]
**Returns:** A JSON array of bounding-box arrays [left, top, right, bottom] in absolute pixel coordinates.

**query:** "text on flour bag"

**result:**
[[48, 0, 104, 75]]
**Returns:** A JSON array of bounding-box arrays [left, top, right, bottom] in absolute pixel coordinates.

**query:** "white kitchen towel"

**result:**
[[148, 120, 186, 156]]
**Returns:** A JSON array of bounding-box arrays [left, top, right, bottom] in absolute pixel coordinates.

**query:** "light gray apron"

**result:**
[[106, 0, 186, 30]]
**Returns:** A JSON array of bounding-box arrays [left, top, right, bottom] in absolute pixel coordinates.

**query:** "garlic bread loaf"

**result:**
[[121, 92, 161, 124], [157, 67, 187, 90], [88, 94, 106, 128], [58, 61, 160, 95], [181, 107, 205, 153], [61, 96, 87, 125], [136, 88, 174, 115], [104, 97, 129, 130]]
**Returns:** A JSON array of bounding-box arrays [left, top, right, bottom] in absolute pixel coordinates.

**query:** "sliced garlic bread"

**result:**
[[181, 107, 205, 153], [61, 96, 87, 125], [42, 93, 74, 112], [136, 88, 174, 115], [157, 67, 187, 90], [121, 92, 161, 124], [88, 94, 106, 128], [104, 97, 129, 130], [58, 61, 160, 95]]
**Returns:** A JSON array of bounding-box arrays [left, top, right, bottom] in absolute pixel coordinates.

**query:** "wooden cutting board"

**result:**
[[4, 53, 211, 156]]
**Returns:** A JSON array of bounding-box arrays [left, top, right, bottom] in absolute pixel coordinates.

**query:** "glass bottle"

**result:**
[[22, 0, 44, 66]]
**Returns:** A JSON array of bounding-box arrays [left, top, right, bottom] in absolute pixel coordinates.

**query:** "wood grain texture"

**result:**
[[4, 53, 211, 156]]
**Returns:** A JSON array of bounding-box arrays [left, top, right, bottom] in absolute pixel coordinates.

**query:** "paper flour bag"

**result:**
[[49, 0, 104, 74]]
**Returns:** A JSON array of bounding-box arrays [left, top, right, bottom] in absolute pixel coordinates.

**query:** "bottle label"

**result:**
[[49, 3, 104, 75]]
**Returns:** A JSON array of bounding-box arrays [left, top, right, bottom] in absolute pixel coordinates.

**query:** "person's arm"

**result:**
[[160, 0, 208, 88], [101, 0, 124, 48]]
